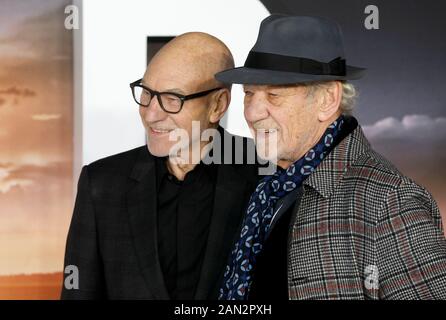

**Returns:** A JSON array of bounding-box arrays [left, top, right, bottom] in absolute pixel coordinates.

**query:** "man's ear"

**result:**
[[317, 81, 342, 122], [209, 88, 231, 124]]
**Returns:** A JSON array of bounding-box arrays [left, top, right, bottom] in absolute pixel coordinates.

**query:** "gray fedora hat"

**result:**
[[216, 14, 365, 85]]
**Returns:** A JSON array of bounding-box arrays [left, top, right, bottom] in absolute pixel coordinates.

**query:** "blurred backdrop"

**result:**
[[0, 0, 445, 299]]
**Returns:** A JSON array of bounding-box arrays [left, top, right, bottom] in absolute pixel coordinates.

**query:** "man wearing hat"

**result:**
[[217, 15, 446, 300]]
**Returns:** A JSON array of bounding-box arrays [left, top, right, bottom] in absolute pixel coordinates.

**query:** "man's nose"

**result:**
[[244, 92, 269, 123], [141, 95, 167, 122]]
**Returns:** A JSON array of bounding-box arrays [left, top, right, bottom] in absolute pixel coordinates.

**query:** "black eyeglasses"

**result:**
[[130, 79, 222, 114]]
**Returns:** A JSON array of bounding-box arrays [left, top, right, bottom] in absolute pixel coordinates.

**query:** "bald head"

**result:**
[[145, 32, 234, 90], [139, 32, 235, 158]]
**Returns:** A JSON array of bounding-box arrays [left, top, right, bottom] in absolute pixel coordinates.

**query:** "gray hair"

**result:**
[[304, 81, 358, 116], [339, 82, 357, 116]]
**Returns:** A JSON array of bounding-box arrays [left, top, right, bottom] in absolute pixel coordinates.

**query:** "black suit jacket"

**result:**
[[61, 129, 260, 299]]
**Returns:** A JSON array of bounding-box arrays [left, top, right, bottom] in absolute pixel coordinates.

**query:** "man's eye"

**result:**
[[244, 91, 253, 96], [268, 92, 279, 97]]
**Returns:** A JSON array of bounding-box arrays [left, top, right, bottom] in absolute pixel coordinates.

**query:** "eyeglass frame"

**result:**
[[130, 79, 223, 114]]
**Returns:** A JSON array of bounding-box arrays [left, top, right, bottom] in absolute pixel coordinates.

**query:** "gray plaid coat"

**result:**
[[287, 125, 446, 299]]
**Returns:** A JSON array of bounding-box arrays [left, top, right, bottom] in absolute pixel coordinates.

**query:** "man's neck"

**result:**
[[165, 139, 214, 181], [166, 160, 197, 181]]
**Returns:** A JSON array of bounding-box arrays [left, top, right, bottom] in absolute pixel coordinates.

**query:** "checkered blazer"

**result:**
[[288, 125, 446, 300]]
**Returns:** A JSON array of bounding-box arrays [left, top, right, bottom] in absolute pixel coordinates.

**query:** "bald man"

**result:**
[[61, 33, 261, 300]]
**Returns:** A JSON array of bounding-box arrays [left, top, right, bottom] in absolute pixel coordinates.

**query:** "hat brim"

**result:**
[[215, 65, 365, 85]]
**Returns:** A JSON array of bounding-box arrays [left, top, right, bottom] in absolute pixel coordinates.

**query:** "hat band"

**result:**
[[244, 51, 347, 76]]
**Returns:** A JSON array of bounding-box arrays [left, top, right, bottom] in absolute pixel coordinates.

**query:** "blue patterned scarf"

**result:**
[[219, 115, 345, 300]]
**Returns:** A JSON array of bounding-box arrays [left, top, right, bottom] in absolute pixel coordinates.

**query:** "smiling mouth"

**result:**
[[149, 127, 175, 135]]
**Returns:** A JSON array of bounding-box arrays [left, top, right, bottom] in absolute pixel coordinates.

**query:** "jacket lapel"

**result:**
[[194, 163, 249, 299], [126, 147, 169, 299]]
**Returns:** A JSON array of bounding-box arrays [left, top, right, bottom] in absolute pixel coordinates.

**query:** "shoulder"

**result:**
[[348, 146, 439, 218], [88, 145, 147, 169], [80, 145, 148, 189], [87, 145, 146, 172], [349, 147, 409, 189]]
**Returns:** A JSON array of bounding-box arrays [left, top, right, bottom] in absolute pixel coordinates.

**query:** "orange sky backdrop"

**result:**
[[0, 0, 73, 276]]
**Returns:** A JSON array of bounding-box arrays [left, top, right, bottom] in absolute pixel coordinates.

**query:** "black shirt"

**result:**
[[155, 157, 217, 300]]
